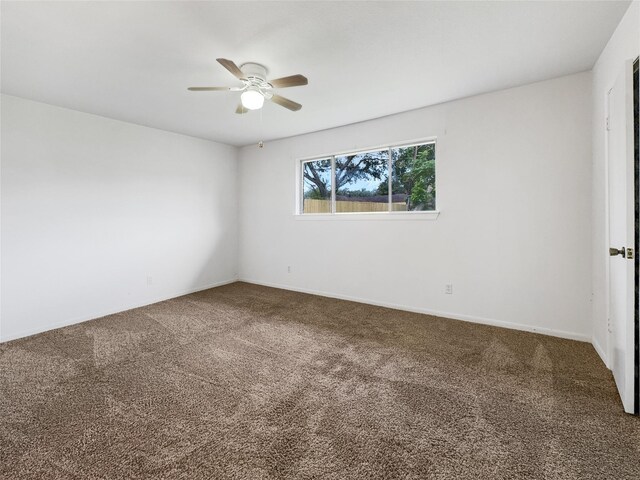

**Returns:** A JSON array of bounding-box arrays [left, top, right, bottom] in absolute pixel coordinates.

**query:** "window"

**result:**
[[299, 141, 436, 215]]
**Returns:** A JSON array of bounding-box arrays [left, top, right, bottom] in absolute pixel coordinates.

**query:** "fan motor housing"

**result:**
[[240, 63, 268, 82]]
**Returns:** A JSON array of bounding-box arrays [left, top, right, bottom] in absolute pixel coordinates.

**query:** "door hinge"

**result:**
[[627, 248, 634, 259], [606, 116, 610, 131]]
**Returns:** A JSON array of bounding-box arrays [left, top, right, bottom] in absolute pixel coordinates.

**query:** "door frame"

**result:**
[[633, 57, 639, 415]]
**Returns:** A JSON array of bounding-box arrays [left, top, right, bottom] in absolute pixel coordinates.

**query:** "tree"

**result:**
[[407, 146, 436, 210], [303, 152, 387, 198], [302, 159, 331, 199], [377, 144, 435, 210]]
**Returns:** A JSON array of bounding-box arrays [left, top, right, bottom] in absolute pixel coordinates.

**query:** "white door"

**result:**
[[607, 60, 635, 414]]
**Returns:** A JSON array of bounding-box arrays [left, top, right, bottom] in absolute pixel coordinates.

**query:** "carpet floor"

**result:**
[[1, 282, 639, 479]]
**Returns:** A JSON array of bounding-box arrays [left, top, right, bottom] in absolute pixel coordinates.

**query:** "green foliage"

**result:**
[[304, 189, 326, 200], [379, 144, 435, 210], [407, 147, 436, 210]]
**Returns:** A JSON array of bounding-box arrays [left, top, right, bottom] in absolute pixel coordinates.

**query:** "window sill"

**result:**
[[294, 211, 440, 221]]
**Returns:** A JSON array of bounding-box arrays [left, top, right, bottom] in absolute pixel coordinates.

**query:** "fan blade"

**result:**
[[217, 58, 246, 80], [188, 86, 231, 91], [269, 74, 308, 89], [270, 94, 302, 111], [235, 104, 248, 114]]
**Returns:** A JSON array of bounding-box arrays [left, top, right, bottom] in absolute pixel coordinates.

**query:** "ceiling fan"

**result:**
[[188, 58, 308, 114]]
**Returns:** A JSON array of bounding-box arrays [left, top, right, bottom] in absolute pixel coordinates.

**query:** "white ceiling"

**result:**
[[1, 1, 631, 147]]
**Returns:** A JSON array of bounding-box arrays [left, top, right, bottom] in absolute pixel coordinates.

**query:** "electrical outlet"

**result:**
[[147, 276, 153, 286], [287, 266, 291, 274], [445, 284, 453, 295]]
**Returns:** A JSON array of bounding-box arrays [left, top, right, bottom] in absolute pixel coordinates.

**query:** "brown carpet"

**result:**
[[1, 282, 639, 479]]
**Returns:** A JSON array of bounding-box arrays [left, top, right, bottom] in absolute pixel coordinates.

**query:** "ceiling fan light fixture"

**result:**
[[240, 87, 264, 110], [188, 58, 305, 113]]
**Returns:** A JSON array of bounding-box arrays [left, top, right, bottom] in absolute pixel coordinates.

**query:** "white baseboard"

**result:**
[[592, 337, 610, 369], [4, 276, 593, 346], [239, 278, 591, 343], [0, 277, 238, 343]]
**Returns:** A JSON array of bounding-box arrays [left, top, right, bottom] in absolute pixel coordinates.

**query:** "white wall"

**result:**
[[0, 70, 599, 344], [591, 1, 639, 366], [238, 72, 593, 341], [0, 94, 238, 341]]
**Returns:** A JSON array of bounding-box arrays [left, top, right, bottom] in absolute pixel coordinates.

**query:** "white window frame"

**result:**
[[296, 138, 439, 220]]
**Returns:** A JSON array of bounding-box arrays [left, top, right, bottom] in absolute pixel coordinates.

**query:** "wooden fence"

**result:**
[[303, 199, 407, 213]]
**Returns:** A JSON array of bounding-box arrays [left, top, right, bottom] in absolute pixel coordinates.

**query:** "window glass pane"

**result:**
[[335, 149, 389, 213], [302, 158, 332, 213], [390, 143, 436, 211]]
